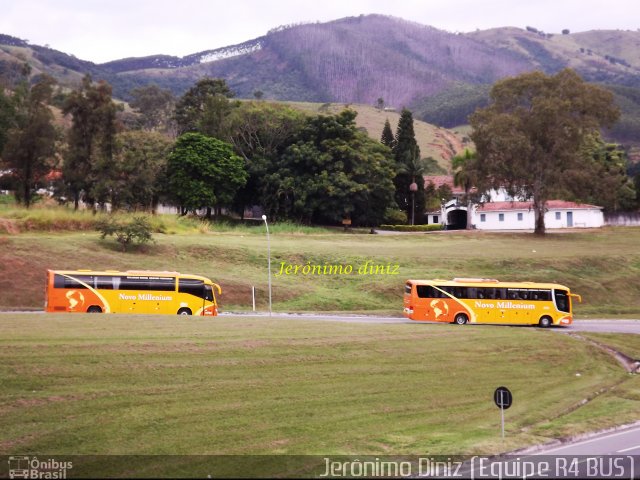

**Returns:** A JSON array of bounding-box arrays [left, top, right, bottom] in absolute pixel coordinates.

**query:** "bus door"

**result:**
[[554, 289, 570, 314]]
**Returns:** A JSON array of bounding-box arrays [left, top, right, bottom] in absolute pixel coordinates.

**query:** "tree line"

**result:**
[[0, 69, 422, 225], [0, 65, 637, 233]]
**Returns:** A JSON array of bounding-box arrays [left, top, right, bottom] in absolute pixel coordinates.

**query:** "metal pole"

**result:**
[[500, 391, 505, 439], [261, 215, 272, 316], [252, 286, 256, 312], [409, 181, 418, 226]]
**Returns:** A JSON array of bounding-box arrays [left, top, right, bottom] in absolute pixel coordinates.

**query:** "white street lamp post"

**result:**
[[261, 214, 272, 316]]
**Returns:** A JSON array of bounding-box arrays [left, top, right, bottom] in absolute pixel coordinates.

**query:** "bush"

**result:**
[[96, 215, 155, 252], [383, 208, 408, 225], [378, 224, 444, 232]]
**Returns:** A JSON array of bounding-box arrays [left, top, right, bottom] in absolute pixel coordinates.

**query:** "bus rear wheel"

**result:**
[[538, 316, 552, 328], [177, 308, 192, 316], [87, 306, 102, 313], [453, 313, 468, 325]]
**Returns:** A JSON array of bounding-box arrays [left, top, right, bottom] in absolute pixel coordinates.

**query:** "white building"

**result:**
[[473, 200, 604, 230], [423, 176, 605, 230]]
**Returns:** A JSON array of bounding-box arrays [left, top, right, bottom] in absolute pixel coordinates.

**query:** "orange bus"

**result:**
[[403, 278, 581, 327], [45, 269, 221, 316]]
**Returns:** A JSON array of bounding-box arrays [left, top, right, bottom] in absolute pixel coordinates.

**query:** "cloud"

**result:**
[[1, 0, 639, 63]]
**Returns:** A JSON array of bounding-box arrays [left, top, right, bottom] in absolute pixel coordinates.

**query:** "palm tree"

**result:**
[[452, 149, 480, 229]]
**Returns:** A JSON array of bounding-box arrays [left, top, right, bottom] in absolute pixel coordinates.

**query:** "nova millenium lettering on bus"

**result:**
[[137, 293, 173, 301], [497, 301, 535, 309]]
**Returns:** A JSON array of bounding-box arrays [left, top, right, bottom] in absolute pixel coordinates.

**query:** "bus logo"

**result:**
[[8, 456, 29, 479]]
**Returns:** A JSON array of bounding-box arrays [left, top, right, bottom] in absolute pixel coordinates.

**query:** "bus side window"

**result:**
[[179, 279, 206, 299], [149, 277, 176, 291], [416, 285, 433, 298], [53, 274, 65, 288], [455, 287, 468, 298], [63, 276, 90, 289], [95, 276, 115, 290]]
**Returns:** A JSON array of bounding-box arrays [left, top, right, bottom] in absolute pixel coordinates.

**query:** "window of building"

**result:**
[[432, 215, 439, 224], [517, 213, 523, 221], [499, 213, 505, 222], [480, 214, 486, 222], [555, 212, 561, 220]]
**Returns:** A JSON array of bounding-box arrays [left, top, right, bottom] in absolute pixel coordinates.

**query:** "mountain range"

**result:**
[[1, 14, 640, 147]]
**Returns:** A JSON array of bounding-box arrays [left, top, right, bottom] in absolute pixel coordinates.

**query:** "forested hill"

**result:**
[[2, 15, 640, 144]]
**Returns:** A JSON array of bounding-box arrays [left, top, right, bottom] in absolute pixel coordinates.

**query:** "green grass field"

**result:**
[[2, 211, 640, 476], [0, 314, 637, 461], [2, 215, 640, 317]]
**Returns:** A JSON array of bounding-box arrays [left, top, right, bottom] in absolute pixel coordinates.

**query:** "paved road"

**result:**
[[534, 423, 640, 455], [221, 313, 640, 334], [6, 311, 640, 333], [450, 424, 640, 479]]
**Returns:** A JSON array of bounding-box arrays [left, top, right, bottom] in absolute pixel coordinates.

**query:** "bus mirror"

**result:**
[[570, 294, 582, 303], [212, 283, 222, 295]]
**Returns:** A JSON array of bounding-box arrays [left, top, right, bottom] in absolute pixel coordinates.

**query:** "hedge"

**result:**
[[377, 224, 444, 232]]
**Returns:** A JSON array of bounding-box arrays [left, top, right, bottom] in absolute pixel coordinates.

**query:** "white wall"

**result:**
[[473, 208, 604, 230]]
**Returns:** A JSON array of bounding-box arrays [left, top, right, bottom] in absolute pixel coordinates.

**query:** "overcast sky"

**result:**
[[2, 0, 639, 63]]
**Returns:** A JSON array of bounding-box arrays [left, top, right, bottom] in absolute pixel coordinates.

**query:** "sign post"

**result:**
[[493, 386, 512, 439]]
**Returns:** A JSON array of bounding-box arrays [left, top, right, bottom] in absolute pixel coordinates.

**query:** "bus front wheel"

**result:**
[[177, 308, 192, 316], [87, 306, 102, 313], [538, 316, 552, 328], [453, 313, 468, 325]]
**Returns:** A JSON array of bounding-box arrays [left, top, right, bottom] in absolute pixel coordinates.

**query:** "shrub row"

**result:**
[[378, 224, 444, 232]]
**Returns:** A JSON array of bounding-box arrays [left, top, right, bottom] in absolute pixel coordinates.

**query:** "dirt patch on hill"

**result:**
[[0, 219, 19, 234]]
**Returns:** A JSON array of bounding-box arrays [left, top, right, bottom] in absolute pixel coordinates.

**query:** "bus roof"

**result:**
[[406, 278, 571, 290], [48, 269, 215, 283]]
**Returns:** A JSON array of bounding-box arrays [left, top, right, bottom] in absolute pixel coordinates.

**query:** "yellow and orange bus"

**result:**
[[403, 278, 581, 327], [45, 269, 221, 316]]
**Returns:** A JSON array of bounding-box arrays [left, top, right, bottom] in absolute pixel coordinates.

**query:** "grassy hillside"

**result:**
[[284, 101, 470, 168], [2, 207, 640, 317], [0, 314, 637, 468]]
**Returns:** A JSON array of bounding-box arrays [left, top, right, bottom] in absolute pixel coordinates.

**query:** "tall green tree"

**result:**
[[470, 69, 620, 235], [166, 132, 247, 216], [0, 87, 16, 156], [263, 109, 397, 225], [62, 75, 120, 210], [129, 84, 176, 133], [174, 78, 234, 136], [1, 75, 58, 208], [226, 101, 305, 217], [380, 118, 395, 150], [565, 133, 636, 211], [109, 131, 173, 211], [392, 108, 425, 222]]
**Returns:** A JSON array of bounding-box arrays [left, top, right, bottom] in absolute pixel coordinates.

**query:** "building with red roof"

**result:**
[[422, 175, 604, 230]]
